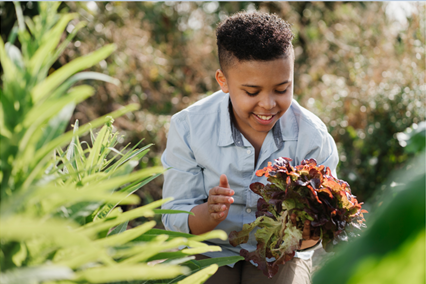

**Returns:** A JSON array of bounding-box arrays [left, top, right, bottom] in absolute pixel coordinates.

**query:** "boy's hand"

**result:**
[[207, 174, 235, 222], [291, 213, 321, 250]]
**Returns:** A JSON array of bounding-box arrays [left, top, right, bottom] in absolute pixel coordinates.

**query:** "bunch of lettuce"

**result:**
[[229, 157, 367, 278]]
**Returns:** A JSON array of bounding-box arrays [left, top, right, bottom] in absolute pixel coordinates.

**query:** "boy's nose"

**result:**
[[258, 94, 276, 110]]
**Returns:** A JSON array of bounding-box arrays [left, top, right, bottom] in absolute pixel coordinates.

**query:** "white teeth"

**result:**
[[256, 114, 273, 120]]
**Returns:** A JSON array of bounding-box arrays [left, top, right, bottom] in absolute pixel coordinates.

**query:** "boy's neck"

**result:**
[[229, 102, 267, 164]]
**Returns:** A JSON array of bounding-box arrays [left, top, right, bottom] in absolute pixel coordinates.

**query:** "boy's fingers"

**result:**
[[211, 212, 225, 220], [210, 204, 226, 213], [209, 195, 234, 204], [219, 174, 230, 188], [210, 186, 234, 196]]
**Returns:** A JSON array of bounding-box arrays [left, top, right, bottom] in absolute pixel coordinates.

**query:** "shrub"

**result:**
[[312, 125, 425, 284], [0, 3, 241, 283]]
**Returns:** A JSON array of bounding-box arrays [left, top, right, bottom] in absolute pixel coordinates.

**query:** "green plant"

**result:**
[[0, 2, 242, 283], [312, 152, 425, 284], [312, 125, 426, 284]]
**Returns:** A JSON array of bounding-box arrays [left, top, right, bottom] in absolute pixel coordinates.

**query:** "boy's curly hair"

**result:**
[[216, 11, 294, 71]]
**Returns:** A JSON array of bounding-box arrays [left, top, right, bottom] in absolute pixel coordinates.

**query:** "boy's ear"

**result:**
[[215, 69, 229, 93]]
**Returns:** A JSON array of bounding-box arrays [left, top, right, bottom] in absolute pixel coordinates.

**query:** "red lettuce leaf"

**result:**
[[229, 157, 368, 278]]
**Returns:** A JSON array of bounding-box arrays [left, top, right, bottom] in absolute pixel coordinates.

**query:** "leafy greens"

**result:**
[[229, 157, 367, 278]]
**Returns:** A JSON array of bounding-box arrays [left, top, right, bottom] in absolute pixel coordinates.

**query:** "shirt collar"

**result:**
[[217, 93, 235, 147], [217, 93, 298, 147]]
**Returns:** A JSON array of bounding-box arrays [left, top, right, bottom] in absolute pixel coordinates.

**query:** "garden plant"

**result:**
[[0, 3, 242, 283], [229, 158, 367, 278], [313, 126, 425, 284]]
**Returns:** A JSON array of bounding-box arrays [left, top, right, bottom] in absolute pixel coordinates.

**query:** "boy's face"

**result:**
[[215, 57, 294, 138]]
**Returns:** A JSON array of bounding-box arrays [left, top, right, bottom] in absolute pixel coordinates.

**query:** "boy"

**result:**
[[161, 11, 338, 284]]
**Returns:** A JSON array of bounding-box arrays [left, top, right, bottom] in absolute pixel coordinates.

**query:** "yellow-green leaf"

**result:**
[[177, 264, 219, 284], [75, 264, 189, 283], [32, 44, 116, 103]]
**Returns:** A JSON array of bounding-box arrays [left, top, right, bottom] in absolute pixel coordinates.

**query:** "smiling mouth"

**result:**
[[254, 114, 275, 121]]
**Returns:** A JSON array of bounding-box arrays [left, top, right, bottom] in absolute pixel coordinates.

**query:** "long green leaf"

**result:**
[[95, 221, 156, 247], [164, 256, 196, 266], [193, 256, 244, 268], [149, 256, 243, 284], [94, 173, 162, 221], [0, 37, 17, 81], [24, 85, 93, 129], [32, 44, 116, 103], [0, 216, 88, 246], [53, 245, 114, 269], [29, 13, 77, 79], [117, 237, 187, 264], [179, 246, 222, 256], [13, 2, 25, 32], [23, 16, 35, 36], [17, 85, 94, 178], [51, 72, 120, 100], [79, 198, 173, 236], [108, 144, 153, 173], [153, 209, 195, 216], [7, 25, 18, 45], [45, 21, 87, 72], [134, 229, 227, 244], [136, 229, 194, 241], [27, 187, 140, 215], [65, 120, 79, 172], [74, 264, 190, 283], [120, 238, 222, 265], [187, 231, 228, 242], [0, 265, 74, 284], [86, 123, 109, 174], [78, 166, 164, 196], [176, 264, 218, 284]]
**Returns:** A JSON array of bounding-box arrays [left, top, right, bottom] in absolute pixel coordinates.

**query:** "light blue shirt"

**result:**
[[161, 90, 339, 263]]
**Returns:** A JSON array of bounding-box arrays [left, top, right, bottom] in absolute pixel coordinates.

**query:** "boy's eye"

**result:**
[[276, 89, 288, 94], [245, 91, 259, 96]]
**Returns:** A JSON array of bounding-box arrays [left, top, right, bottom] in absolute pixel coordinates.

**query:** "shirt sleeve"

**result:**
[[302, 130, 339, 179], [161, 115, 207, 234]]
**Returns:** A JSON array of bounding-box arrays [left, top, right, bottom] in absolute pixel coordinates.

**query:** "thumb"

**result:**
[[219, 174, 230, 188]]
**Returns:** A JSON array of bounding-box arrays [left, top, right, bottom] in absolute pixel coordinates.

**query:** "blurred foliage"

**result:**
[[2, 1, 424, 207], [0, 2, 241, 283], [313, 124, 425, 284], [396, 121, 426, 154]]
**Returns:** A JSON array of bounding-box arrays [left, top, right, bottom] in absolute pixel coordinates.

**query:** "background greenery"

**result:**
[[313, 130, 425, 284], [2, 1, 424, 209]]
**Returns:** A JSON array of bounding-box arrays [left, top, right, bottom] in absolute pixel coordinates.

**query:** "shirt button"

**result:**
[[247, 150, 251, 154], [246, 208, 252, 213]]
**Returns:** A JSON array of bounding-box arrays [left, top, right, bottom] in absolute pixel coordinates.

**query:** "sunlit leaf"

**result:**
[[0, 265, 74, 284], [74, 264, 190, 283], [95, 221, 156, 247], [176, 264, 218, 284], [32, 44, 116, 103]]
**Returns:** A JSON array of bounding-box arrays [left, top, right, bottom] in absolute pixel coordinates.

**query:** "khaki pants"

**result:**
[[196, 254, 312, 284]]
